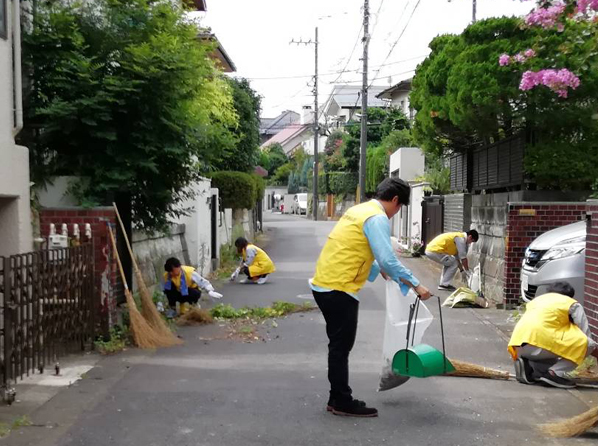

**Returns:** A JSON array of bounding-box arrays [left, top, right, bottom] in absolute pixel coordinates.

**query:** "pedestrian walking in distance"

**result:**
[[425, 229, 479, 291], [310, 178, 431, 418]]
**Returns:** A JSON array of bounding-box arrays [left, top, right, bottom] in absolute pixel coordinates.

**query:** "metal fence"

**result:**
[[0, 244, 96, 399]]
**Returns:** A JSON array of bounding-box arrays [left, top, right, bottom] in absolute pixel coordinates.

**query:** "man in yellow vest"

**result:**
[[163, 257, 222, 318], [310, 178, 431, 418], [230, 237, 276, 285], [425, 230, 479, 291], [508, 282, 598, 389]]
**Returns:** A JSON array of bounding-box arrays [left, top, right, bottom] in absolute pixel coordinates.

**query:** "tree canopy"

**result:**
[[20, 0, 241, 231], [410, 16, 598, 189]]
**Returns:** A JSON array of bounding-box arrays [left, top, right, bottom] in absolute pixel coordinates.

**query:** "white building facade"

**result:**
[[0, 0, 32, 256]]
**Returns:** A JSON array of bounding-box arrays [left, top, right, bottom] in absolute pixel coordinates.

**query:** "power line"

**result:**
[[330, 24, 363, 84], [369, 0, 421, 89]]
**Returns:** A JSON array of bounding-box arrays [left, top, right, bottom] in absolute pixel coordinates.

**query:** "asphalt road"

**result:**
[[7, 212, 596, 446]]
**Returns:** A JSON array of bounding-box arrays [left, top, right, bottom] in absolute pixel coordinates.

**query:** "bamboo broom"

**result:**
[[112, 203, 182, 346], [108, 226, 169, 349], [446, 359, 511, 380], [539, 406, 598, 438]]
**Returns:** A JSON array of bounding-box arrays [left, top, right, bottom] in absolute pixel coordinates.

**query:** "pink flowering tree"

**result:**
[[502, 0, 598, 98], [412, 16, 598, 190]]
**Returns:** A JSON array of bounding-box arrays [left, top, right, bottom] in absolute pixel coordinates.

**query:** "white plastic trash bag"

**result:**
[[468, 265, 481, 294], [378, 281, 434, 391]]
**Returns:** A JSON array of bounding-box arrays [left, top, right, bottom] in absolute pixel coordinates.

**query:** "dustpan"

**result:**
[[392, 295, 455, 377]]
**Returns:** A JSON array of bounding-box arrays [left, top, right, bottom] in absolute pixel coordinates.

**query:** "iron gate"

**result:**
[[0, 244, 96, 399]]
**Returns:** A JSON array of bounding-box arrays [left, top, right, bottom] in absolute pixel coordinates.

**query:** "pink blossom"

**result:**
[[577, 0, 598, 13], [525, 3, 566, 29], [514, 53, 527, 63], [523, 49, 537, 59], [499, 54, 511, 66], [519, 68, 580, 98]]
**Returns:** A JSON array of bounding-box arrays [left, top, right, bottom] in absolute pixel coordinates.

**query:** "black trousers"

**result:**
[[165, 287, 201, 308], [312, 289, 359, 405]]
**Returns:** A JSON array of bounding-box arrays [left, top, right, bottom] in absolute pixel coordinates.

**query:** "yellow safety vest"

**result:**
[[244, 244, 276, 277], [508, 293, 588, 365], [163, 265, 198, 293], [426, 232, 466, 256], [311, 200, 385, 294]]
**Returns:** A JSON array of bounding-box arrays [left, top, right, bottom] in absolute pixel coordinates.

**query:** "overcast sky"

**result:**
[[194, 0, 533, 119]]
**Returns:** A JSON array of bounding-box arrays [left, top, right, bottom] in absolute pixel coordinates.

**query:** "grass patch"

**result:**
[[94, 326, 129, 355], [0, 416, 34, 439], [210, 301, 314, 320], [571, 356, 598, 378]]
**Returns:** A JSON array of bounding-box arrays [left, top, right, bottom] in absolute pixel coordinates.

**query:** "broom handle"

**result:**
[[437, 295, 448, 373], [112, 202, 141, 275], [108, 224, 130, 291]]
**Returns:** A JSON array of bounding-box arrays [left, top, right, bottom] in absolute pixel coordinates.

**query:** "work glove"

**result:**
[[208, 291, 223, 300], [461, 270, 472, 284], [230, 268, 240, 282]]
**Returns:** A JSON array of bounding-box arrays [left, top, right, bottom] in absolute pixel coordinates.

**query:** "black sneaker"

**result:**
[[438, 285, 457, 292], [331, 400, 378, 418], [326, 398, 365, 412], [538, 370, 576, 389], [514, 358, 535, 385]]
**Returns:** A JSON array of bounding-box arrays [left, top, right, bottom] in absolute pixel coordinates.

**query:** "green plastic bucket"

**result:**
[[392, 344, 455, 378]]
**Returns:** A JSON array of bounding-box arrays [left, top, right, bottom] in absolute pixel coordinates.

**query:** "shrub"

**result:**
[[210, 171, 256, 209]]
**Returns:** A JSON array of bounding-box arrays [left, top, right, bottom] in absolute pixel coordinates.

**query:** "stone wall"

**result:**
[[584, 200, 598, 337], [131, 224, 189, 292], [470, 193, 509, 305], [444, 193, 472, 232]]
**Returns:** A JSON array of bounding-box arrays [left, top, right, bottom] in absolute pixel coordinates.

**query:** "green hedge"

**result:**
[[307, 172, 358, 196], [210, 171, 262, 210]]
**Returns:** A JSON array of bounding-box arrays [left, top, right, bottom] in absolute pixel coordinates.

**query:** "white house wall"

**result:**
[[0, 0, 32, 256]]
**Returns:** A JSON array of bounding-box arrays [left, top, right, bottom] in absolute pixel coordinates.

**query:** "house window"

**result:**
[[0, 0, 6, 40]]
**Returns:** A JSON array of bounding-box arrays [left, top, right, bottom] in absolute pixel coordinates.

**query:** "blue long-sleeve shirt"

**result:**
[[310, 200, 420, 301]]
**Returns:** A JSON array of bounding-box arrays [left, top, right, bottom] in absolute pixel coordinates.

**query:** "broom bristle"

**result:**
[[177, 308, 214, 326], [540, 406, 598, 438], [125, 290, 175, 349], [133, 265, 182, 346], [447, 359, 510, 380]]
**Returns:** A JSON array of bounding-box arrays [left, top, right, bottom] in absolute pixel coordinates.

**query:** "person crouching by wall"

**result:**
[[230, 237, 276, 285], [163, 257, 222, 317], [508, 281, 598, 389]]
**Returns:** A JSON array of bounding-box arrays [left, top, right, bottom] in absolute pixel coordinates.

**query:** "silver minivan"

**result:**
[[520, 221, 586, 304]]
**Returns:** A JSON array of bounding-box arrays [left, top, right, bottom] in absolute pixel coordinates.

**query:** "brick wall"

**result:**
[[39, 207, 121, 333], [504, 203, 586, 307], [584, 201, 598, 337]]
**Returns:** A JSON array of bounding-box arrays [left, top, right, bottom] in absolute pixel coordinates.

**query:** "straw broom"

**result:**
[[446, 359, 511, 380], [108, 227, 169, 349], [539, 406, 598, 438], [113, 203, 182, 346]]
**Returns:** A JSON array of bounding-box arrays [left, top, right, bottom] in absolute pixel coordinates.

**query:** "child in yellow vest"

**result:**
[[163, 257, 222, 317], [425, 230, 479, 291], [508, 281, 598, 389], [230, 237, 276, 285]]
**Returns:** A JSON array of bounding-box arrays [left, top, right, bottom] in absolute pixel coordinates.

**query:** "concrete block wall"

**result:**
[[584, 200, 598, 337], [444, 194, 472, 232], [131, 224, 189, 292], [470, 193, 509, 305], [505, 203, 586, 307]]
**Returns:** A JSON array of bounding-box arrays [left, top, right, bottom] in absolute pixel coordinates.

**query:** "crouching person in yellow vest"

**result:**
[[163, 257, 222, 318], [310, 178, 431, 418], [230, 237, 276, 285], [508, 282, 598, 389], [425, 230, 479, 291]]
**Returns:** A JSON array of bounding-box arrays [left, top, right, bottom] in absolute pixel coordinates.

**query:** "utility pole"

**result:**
[[290, 28, 319, 220], [359, 0, 369, 203], [472, 0, 477, 23]]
